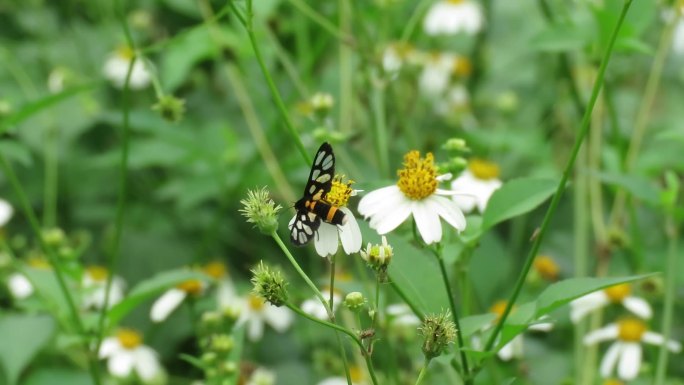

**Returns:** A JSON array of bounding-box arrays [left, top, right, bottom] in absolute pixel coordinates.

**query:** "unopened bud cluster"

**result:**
[[152, 94, 186, 123], [360, 236, 393, 281], [196, 309, 242, 384], [239, 187, 282, 235], [250, 261, 288, 307], [419, 311, 457, 360]]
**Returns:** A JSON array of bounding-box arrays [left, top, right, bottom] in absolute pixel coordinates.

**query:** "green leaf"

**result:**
[[161, 26, 220, 91], [594, 172, 660, 205], [21, 267, 74, 321], [460, 313, 497, 339], [22, 367, 91, 385], [0, 141, 32, 167], [535, 274, 656, 317], [0, 84, 96, 134], [107, 269, 210, 326], [0, 314, 56, 385], [482, 178, 558, 230]]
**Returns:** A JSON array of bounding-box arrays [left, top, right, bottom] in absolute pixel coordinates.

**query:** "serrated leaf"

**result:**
[[482, 178, 558, 230], [107, 269, 210, 326], [0, 314, 56, 385]]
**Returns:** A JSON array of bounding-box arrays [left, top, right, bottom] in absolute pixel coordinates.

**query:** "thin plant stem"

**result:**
[[271, 231, 331, 315], [609, 9, 680, 227], [286, 303, 380, 385], [287, 0, 353, 43], [654, 217, 679, 384], [233, 0, 312, 166], [0, 154, 102, 385], [588, 90, 608, 242], [482, 0, 633, 355], [414, 358, 431, 385], [435, 249, 471, 384], [400, 0, 432, 43], [467, 0, 493, 97], [371, 80, 389, 177], [335, 330, 354, 385], [573, 145, 589, 380], [338, 0, 353, 135], [329, 253, 337, 316], [389, 280, 425, 321], [43, 125, 58, 228]]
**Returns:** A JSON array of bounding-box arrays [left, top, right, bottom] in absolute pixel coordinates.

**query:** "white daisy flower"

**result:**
[[318, 365, 365, 385], [291, 176, 363, 258], [203, 261, 237, 309], [487, 300, 553, 361], [240, 293, 294, 341], [358, 150, 466, 245], [584, 318, 682, 380], [99, 329, 164, 383], [150, 277, 205, 322], [81, 265, 126, 310], [246, 367, 276, 385], [47, 68, 67, 94], [0, 198, 13, 227], [423, 0, 484, 36], [674, 19, 684, 55], [301, 289, 342, 320], [434, 85, 470, 116], [451, 159, 502, 213], [382, 42, 420, 74], [7, 273, 33, 299], [418, 53, 456, 97], [103, 46, 151, 90], [570, 283, 652, 324]]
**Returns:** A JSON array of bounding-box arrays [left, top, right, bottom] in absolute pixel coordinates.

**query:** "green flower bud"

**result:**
[[42, 228, 65, 248], [152, 95, 186, 123], [239, 187, 282, 235], [209, 334, 234, 353], [419, 311, 457, 360], [343, 291, 365, 311], [360, 236, 393, 281], [442, 138, 469, 152], [250, 261, 288, 307]]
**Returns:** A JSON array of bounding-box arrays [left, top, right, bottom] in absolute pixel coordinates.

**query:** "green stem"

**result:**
[[573, 145, 589, 381], [0, 155, 102, 385], [43, 125, 58, 228], [654, 218, 679, 384], [389, 280, 425, 321], [271, 232, 331, 315], [338, 0, 353, 135], [233, 0, 311, 166], [414, 358, 431, 385], [287, 0, 352, 43], [482, 0, 633, 355], [400, 0, 432, 43], [436, 250, 471, 384], [329, 253, 337, 316], [371, 80, 389, 177], [287, 303, 379, 385]]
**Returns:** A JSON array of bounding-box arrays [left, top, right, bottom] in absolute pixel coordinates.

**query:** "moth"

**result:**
[[289, 142, 347, 246]]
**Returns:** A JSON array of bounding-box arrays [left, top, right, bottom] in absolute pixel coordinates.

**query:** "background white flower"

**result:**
[[240, 293, 294, 341], [451, 159, 502, 213], [246, 367, 276, 385], [81, 266, 126, 310], [151, 279, 205, 322], [386, 303, 421, 327], [301, 290, 341, 320], [7, 273, 33, 299], [571, 284, 652, 323], [0, 198, 13, 227], [423, 0, 484, 36], [99, 329, 164, 382], [103, 47, 151, 90], [584, 319, 682, 380], [358, 151, 466, 245]]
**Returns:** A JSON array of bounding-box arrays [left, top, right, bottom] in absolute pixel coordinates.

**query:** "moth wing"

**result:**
[[289, 211, 322, 246]]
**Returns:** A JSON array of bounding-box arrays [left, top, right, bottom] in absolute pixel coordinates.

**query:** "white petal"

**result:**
[[216, 279, 238, 308], [317, 378, 349, 385], [108, 350, 135, 377], [150, 289, 187, 322], [570, 291, 609, 323], [497, 340, 515, 361], [0, 199, 13, 227], [622, 296, 652, 319], [371, 198, 412, 234], [8, 273, 34, 299], [361, 186, 407, 222], [584, 323, 619, 345], [358, 186, 401, 217], [314, 223, 339, 257], [134, 346, 161, 381], [263, 304, 294, 332], [599, 342, 622, 378], [247, 317, 265, 341], [302, 299, 328, 320], [617, 343, 641, 380], [338, 208, 362, 254], [529, 321, 554, 332], [412, 201, 442, 244], [642, 331, 682, 352], [430, 195, 466, 232], [99, 338, 122, 358]]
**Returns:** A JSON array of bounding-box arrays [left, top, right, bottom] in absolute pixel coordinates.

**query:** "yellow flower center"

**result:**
[[617, 318, 647, 342], [490, 300, 514, 323], [397, 151, 438, 200], [603, 380, 624, 385], [325, 175, 355, 207], [248, 294, 265, 311], [447, 0, 466, 4], [468, 159, 500, 180], [116, 46, 134, 60], [116, 328, 142, 349], [604, 283, 631, 303], [452, 57, 472, 77], [393, 42, 414, 59], [350, 366, 364, 383], [203, 261, 227, 279], [86, 265, 109, 282], [533, 255, 559, 281], [28, 257, 51, 270], [177, 279, 204, 295]]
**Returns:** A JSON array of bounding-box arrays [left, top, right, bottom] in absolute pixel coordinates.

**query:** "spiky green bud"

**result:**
[[418, 311, 457, 360], [239, 187, 282, 235], [152, 95, 186, 123], [250, 261, 288, 307]]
